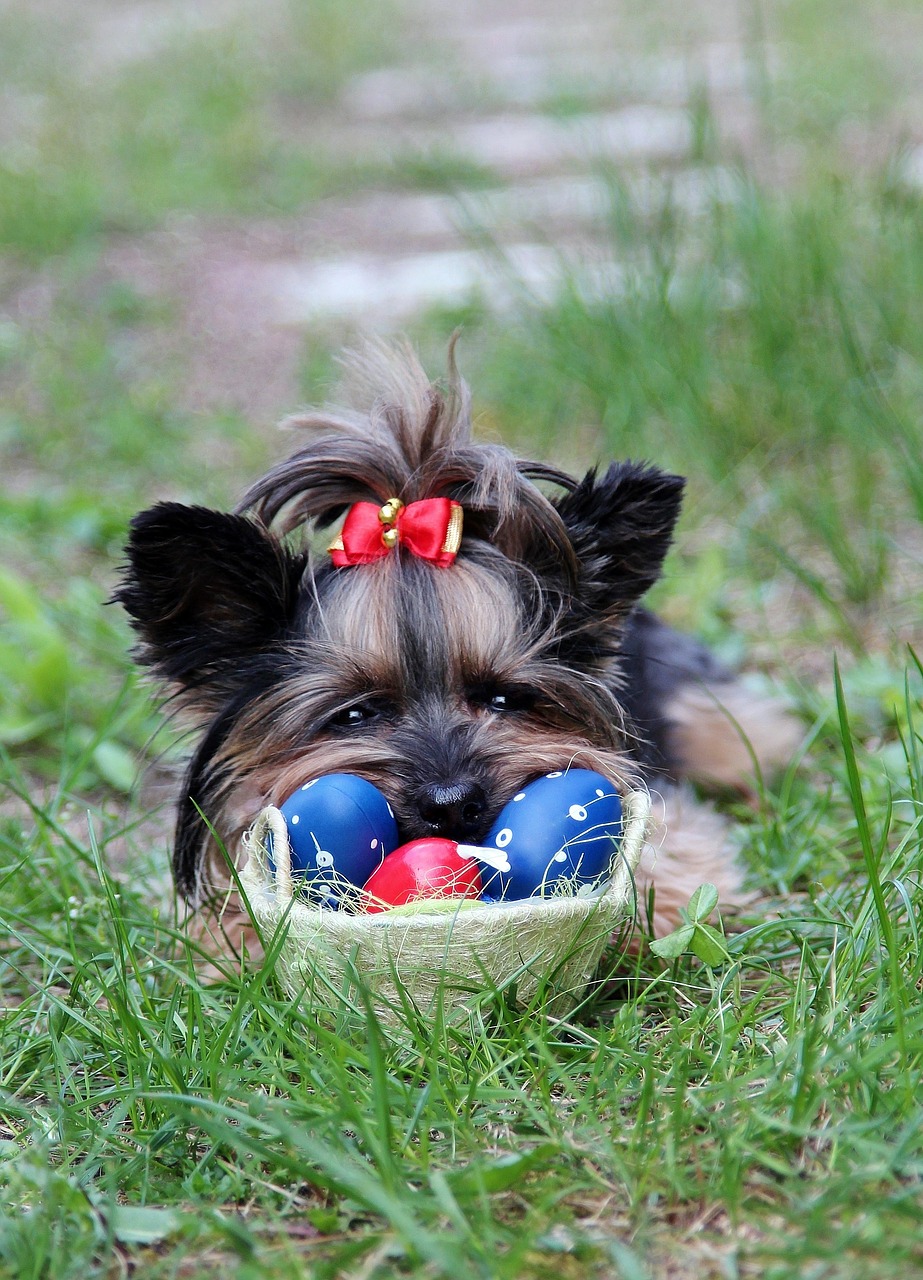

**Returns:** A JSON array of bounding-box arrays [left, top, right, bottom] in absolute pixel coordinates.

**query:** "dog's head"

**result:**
[[117, 342, 683, 904]]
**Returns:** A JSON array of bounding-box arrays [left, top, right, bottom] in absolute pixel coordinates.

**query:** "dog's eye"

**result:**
[[329, 702, 385, 729], [472, 686, 537, 714]]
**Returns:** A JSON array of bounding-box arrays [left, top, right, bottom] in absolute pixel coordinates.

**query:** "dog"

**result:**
[[116, 340, 796, 958]]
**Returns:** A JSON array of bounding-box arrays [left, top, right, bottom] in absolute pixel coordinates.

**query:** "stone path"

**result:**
[[50, 0, 920, 421], [72, 0, 774, 420]]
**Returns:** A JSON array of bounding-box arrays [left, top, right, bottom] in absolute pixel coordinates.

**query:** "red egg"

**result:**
[[362, 838, 483, 913]]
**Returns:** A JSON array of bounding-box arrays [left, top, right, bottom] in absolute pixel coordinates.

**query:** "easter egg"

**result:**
[[271, 773, 399, 907], [462, 769, 623, 901], [362, 838, 483, 913]]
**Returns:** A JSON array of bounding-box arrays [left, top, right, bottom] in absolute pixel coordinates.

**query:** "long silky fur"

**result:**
[[238, 338, 580, 571]]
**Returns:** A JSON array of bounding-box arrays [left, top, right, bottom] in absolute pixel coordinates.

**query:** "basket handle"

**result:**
[[247, 805, 294, 904], [619, 789, 651, 876]]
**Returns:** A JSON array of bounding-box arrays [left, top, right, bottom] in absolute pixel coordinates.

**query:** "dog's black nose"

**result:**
[[416, 781, 487, 838]]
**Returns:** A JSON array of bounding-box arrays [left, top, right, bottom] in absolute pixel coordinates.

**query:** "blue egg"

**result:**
[[268, 773, 398, 907], [471, 769, 623, 901]]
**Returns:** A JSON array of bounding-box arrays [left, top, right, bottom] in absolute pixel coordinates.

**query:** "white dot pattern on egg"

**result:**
[[479, 768, 623, 902], [275, 773, 399, 908]]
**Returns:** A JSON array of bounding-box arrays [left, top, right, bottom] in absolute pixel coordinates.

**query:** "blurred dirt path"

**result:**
[[98, 0, 764, 420]]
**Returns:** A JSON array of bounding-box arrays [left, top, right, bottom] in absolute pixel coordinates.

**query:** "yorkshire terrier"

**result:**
[[117, 341, 796, 957]]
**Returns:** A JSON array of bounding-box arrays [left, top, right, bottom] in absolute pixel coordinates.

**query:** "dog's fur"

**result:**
[[117, 341, 796, 949]]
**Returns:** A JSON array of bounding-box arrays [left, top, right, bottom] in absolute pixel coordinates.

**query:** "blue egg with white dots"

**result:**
[[269, 774, 398, 907], [469, 769, 623, 901]]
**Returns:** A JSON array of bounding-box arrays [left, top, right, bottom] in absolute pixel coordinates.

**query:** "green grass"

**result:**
[[3, 181, 923, 1268], [0, 272, 269, 785], [2, 0, 923, 1274], [0, 1, 401, 261], [1, 676, 922, 1278], [416, 176, 923, 654], [773, 0, 923, 150]]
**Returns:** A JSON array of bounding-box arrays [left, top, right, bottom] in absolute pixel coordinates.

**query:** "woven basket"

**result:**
[[239, 788, 650, 1021]]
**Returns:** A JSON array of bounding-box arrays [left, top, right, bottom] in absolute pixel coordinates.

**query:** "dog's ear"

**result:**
[[554, 462, 685, 629], [115, 502, 306, 705]]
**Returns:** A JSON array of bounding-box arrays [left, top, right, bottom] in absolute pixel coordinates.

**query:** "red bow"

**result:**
[[329, 498, 463, 568]]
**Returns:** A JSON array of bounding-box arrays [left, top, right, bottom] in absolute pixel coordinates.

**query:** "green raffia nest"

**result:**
[[240, 789, 650, 1020]]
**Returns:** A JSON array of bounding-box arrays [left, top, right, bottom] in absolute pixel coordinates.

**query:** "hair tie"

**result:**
[[329, 498, 463, 568]]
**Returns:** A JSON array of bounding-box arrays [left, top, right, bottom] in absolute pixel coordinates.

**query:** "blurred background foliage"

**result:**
[[0, 0, 918, 803], [1, 0, 921, 788]]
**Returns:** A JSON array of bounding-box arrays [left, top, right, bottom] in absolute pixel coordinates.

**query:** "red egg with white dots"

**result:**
[[362, 838, 483, 913]]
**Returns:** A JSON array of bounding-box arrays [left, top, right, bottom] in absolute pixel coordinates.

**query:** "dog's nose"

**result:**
[[416, 781, 487, 838]]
